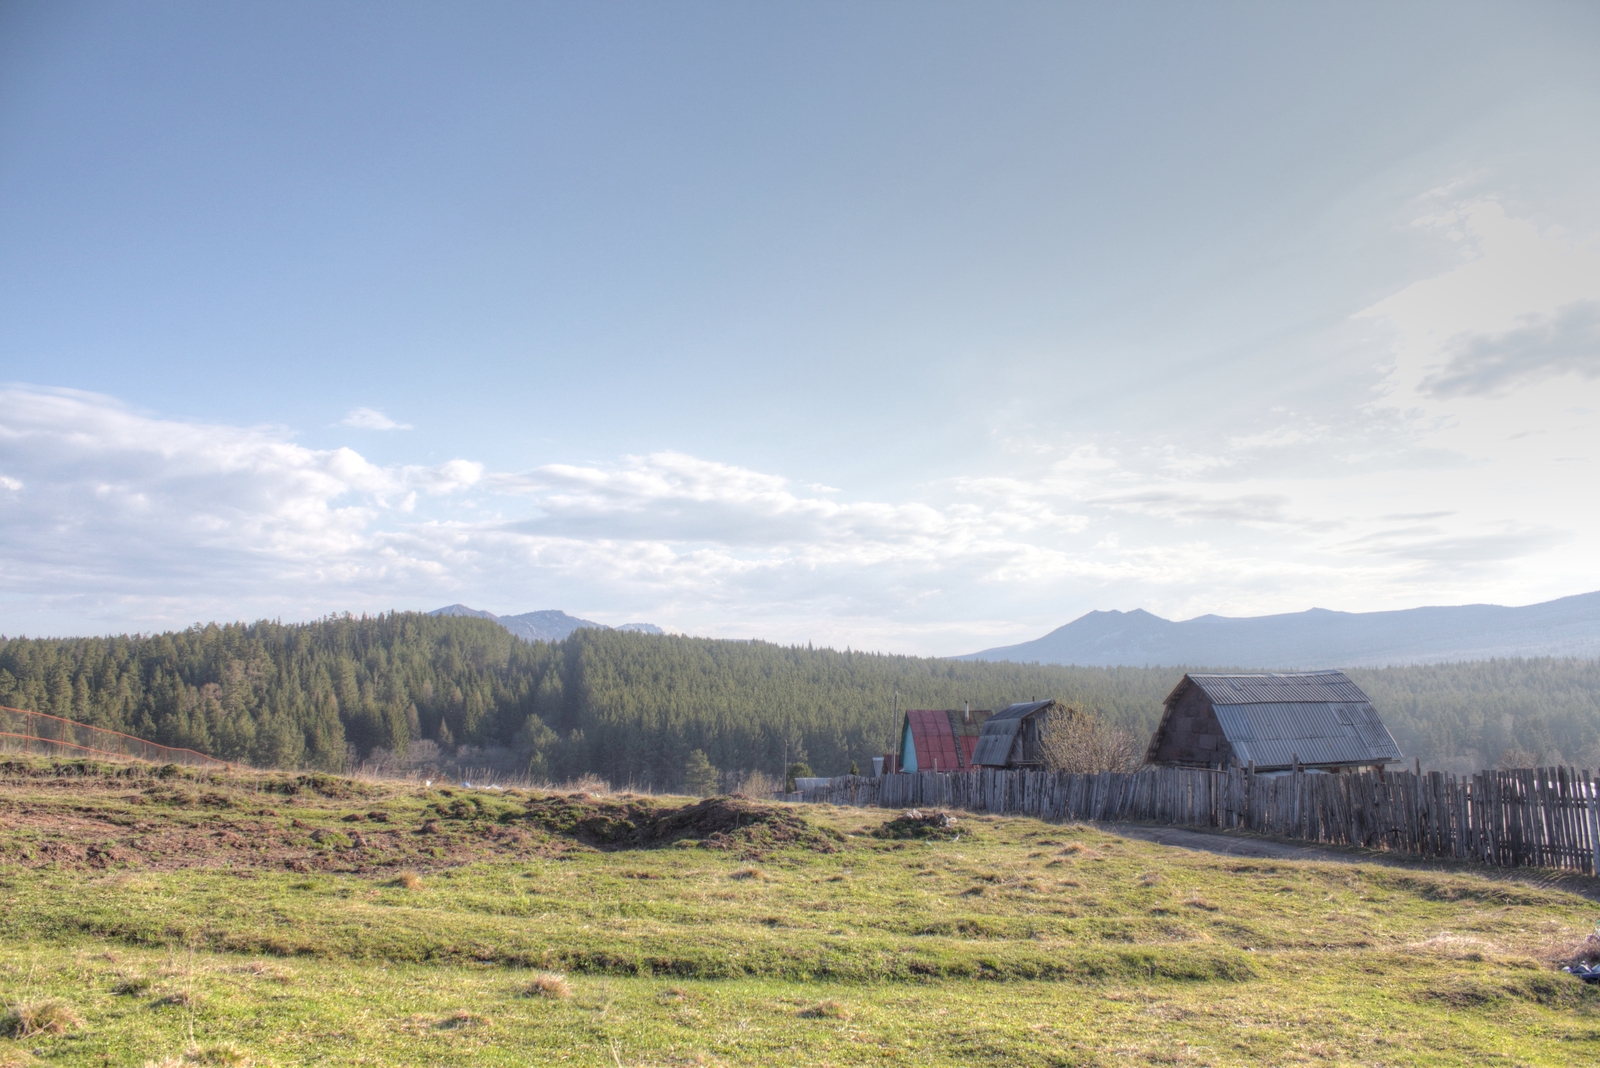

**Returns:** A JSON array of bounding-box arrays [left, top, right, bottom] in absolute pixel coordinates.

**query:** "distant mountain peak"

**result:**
[[960, 590, 1600, 669], [432, 603, 497, 619], [427, 605, 664, 643]]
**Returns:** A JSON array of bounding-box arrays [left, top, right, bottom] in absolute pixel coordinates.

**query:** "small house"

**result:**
[[894, 707, 992, 773], [1145, 671, 1401, 772], [971, 699, 1063, 768]]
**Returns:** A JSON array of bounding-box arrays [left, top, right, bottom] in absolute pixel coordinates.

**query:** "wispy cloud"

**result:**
[[340, 407, 412, 430], [1420, 299, 1600, 398]]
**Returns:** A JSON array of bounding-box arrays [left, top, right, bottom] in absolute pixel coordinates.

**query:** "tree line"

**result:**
[[1, 612, 1597, 785]]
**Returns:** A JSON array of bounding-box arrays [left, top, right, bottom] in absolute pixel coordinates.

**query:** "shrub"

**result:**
[[1039, 708, 1144, 773]]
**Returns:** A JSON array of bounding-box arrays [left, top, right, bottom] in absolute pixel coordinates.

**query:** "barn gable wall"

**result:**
[[1148, 684, 1234, 767]]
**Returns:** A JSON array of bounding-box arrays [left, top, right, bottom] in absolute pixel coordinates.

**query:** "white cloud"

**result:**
[[340, 407, 412, 430], [0, 388, 481, 611], [7, 194, 1600, 662]]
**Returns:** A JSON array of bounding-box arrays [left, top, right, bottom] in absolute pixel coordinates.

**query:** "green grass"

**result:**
[[2, 757, 1599, 1065]]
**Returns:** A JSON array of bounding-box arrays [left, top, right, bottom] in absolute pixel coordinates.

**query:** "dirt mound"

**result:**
[[874, 809, 964, 841], [519, 795, 842, 857]]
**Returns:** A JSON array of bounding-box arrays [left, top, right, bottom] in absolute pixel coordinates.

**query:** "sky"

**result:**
[[2, 0, 1599, 653]]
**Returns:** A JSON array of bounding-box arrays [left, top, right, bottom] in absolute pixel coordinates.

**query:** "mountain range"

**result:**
[[960, 590, 1600, 669], [429, 605, 663, 643]]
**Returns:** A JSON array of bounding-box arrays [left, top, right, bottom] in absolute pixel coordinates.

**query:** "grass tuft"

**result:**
[[1, 998, 81, 1037], [523, 972, 572, 999], [798, 999, 850, 1019], [435, 1009, 489, 1029], [393, 870, 424, 890], [729, 867, 769, 880], [184, 1043, 251, 1066]]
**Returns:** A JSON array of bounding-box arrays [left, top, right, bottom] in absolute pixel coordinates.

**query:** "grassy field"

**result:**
[[1, 756, 1598, 1066]]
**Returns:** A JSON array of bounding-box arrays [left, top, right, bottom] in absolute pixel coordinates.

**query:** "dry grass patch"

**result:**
[[392, 870, 424, 890], [798, 999, 851, 1020], [1, 998, 81, 1038], [729, 867, 769, 880], [523, 971, 572, 999], [112, 974, 153, 995], [434, 1009, 489, 1030], [230, 960, 292, 983]]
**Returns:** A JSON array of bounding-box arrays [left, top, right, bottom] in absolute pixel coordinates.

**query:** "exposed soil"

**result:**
[[1106, 822, 1600, 904], [0, 758, 842, 875], [516, 793, 843, 855], [873, 808, 964, 841]]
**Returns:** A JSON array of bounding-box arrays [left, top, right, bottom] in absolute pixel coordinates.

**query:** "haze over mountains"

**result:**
[[430, 605, 663, 643], [962, 591, 1600, 669]]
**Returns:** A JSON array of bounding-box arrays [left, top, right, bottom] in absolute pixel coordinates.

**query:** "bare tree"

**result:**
[[1038, 707, 1145, 773]]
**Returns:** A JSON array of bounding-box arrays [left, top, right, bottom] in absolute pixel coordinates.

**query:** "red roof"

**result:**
[[903, 709, 990, 771]]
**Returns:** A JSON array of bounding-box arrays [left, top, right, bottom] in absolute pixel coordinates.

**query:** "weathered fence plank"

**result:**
[[794, 763, 1600, 874]]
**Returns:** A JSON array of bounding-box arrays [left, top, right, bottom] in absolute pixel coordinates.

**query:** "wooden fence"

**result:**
[[791, 764, 1600, 874]]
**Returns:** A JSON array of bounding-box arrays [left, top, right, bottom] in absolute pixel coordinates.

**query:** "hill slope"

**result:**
[[963, 590, 1600, 668]]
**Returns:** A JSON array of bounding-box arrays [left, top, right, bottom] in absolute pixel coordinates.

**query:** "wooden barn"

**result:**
[[893, 706, 992, 773], [970, 699, 1064, 769], [1145, 670, 1401, 772]]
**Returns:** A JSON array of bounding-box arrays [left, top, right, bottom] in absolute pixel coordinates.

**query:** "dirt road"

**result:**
[[1101, 821, 1600, 902]]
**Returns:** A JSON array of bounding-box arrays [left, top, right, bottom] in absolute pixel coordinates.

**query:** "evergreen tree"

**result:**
[[785, 761, 813, 791], [683, 749, 719, 796]]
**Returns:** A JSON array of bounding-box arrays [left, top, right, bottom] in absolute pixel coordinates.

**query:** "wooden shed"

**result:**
[[894, 707, 992, 773], [970, 699, 1063, 769], [1145, 671, 1401, 772]]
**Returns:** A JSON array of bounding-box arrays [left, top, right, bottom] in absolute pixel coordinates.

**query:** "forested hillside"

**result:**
[[0, 614, 1168, 785], [2, 613, 1598, 784]]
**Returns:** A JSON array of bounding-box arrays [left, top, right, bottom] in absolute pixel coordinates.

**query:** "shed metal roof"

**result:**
[[900, 709, 992, 772], [1162, 670, 1401, 770], [971, 700, 1057, 766], [905, 709, 964, 771], [1212, 701, 1400, 769], [1179, 671, 1369, 706], [971, 718, 1021, 766], [987, 699, 1056, 722]]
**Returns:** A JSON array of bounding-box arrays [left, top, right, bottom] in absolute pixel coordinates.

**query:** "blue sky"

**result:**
[[3, 1, 1600, 652]]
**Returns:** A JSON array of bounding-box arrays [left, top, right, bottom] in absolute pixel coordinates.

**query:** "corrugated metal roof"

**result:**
[[1151, 671, 1402, 770], [1183, 671, 1370, 705], [905, 709, 963, 771], [971, 700, 1057, 766], [971, 718, 1021, 766], [987, 699, 1056, 722], [1211, 701, 1401, 769]]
